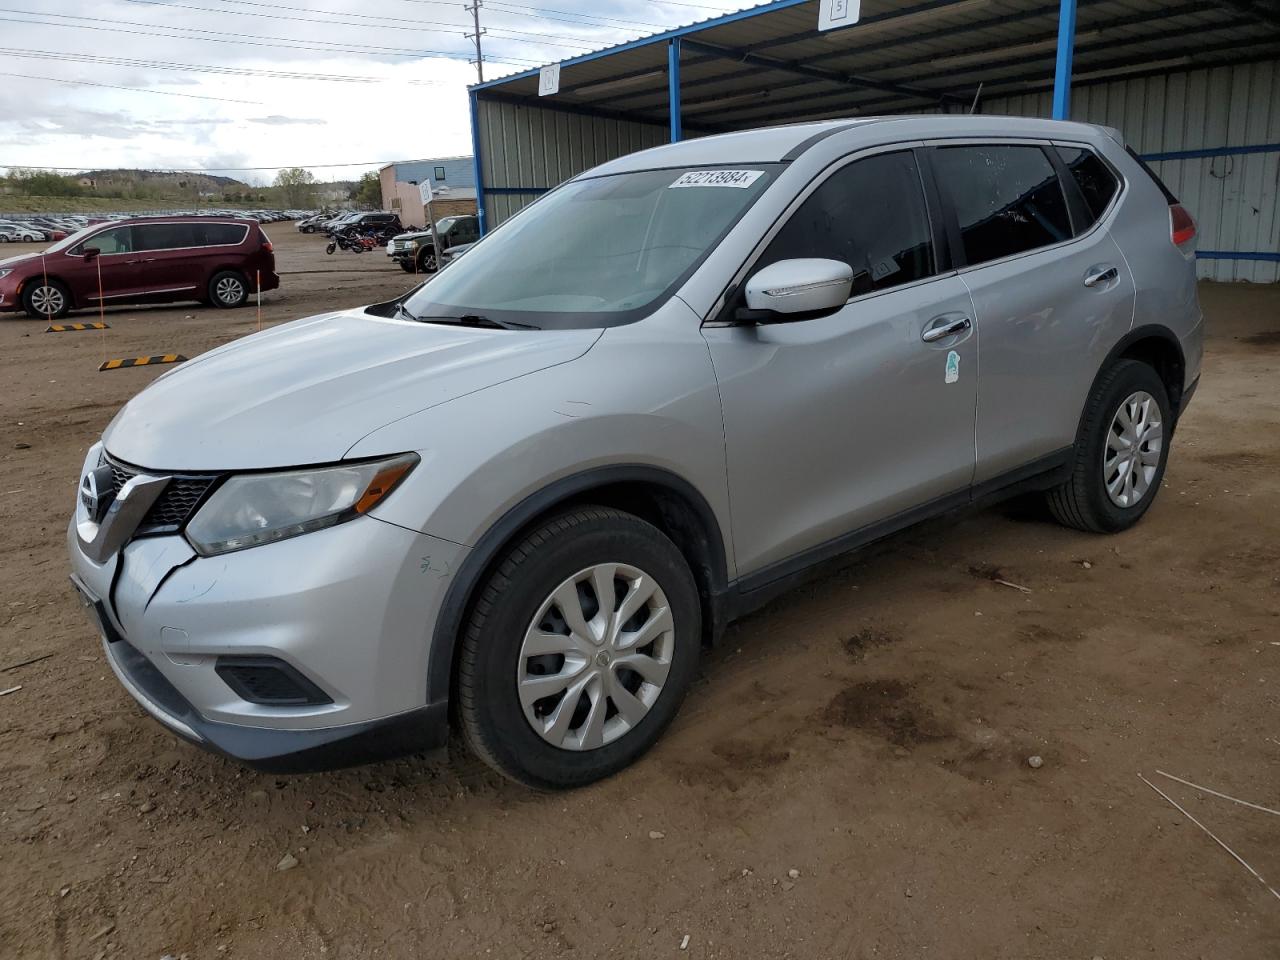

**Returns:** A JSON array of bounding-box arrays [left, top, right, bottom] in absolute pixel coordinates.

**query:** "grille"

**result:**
[[105, 456, 217, 534]]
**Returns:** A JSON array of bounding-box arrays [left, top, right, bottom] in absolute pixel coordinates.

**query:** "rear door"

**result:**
[[704, 147, 979, 578], [928, 142, 1136, 484], [131, 222, 203, 298]]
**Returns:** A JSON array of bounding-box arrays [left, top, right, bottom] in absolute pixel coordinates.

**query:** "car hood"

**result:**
[[103, 308, 603, 471], [0, 251, 44, 269]]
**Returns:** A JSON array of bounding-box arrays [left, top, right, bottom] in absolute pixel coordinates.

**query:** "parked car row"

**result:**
[[0, 209, 310, 244]]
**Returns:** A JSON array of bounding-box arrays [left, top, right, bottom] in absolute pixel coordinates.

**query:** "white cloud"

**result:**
[[0, 0, 745, 181]]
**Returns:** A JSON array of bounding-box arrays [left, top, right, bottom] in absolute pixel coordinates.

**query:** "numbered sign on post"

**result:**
[[818, 0, 860, 31], [538, 63, 561, 97]]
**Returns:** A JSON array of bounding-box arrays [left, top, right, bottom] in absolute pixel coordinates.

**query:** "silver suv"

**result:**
[[68, 116, 1202, 787]]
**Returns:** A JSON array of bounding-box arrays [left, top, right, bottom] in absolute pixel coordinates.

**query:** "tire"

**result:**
[[417, 247, 437, 273], [1046, 359, 1172, 533], [399, 261, 416, 273], [208, 270, 249, 309], [325, 242, 337, 256], [22, 278, 70, 319], [458, 506, 701, 789], [302, 226, 315, 234]]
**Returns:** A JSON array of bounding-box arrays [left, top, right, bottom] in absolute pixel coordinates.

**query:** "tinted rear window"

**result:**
[[933, 145, 1073, 266], [1057, 146, 1121, 225], [133, 222, 246, 251]]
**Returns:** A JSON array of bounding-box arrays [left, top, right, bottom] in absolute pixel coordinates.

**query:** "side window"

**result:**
[[134, 223, 196, 252], [83, 226, 133, 255], [756, 150, 935, 296], [1056, 146, 1121, 226], [932, 145, 1072, 266], [194, 223, 248, 246]]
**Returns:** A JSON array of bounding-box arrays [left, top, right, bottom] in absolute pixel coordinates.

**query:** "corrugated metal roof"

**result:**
[[473, 0, 1280, 129]]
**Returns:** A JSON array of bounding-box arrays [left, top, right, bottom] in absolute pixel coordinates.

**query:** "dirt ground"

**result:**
[[2, 227, 1278, 959]]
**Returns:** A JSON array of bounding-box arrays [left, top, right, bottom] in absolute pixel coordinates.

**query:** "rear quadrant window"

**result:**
[[933, 145, 1073, 266], [757, 150, 936, 296], [1056, 146, 1122, 226]]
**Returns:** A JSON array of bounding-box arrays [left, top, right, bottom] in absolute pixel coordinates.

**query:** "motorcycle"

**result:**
[[325, 231, 381, 255]]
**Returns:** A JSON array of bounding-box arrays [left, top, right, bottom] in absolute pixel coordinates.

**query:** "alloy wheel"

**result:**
[[1103, 389, 1163, 508], [30, 285, 65, 316], [216, 276, 245, 304], [517, 563, 675, 751]]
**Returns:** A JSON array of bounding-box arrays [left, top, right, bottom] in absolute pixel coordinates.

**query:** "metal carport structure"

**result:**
[[468, 0, 1280, 280]]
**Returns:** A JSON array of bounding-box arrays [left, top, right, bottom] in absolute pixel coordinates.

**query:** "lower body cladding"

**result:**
[[67, 512, 469, 772]]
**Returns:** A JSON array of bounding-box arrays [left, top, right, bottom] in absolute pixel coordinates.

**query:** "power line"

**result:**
[[0, 47, 445, 84], [0, 70, 263, 103], [1, 159, 458, 172], [484, 2, 663, 30], [125, 0, 604, 51], [0, 8, 547, 65]]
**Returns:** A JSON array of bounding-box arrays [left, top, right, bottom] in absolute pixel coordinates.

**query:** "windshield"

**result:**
[[433, 216, 459, 233], [402, 165, 778, 329]]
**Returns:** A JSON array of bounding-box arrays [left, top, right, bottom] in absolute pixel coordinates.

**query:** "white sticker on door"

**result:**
[[669, 170, 765, 189], [945, 350, 960, 384]]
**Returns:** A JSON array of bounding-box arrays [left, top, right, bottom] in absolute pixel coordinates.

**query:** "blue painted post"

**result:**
[[668, 38, 682, 143], [468, 89, 487, 235], [1052, 0, 1077, 120]]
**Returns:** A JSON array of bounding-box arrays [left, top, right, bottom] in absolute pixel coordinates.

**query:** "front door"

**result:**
[[74, 225, 144, 303], [704, 149, 979, 580]]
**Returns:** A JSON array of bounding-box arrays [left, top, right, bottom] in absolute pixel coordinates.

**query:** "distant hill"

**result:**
[[78, 169, 251, 191]]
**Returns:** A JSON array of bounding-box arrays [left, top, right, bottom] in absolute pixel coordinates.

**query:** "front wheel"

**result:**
[[457, 507, 701, 789], [208, 270, 249, 309], [416, 247, 436, 273], [1046, 359, 1172, 533], [23, 278, 70, 319], [399, 260, 416, 273]]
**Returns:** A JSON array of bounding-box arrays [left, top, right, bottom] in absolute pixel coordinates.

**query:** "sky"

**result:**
[[0, 0, 751, 185]]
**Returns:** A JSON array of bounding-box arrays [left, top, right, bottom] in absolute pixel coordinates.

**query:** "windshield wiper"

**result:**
[[413, 313, 540, 331]]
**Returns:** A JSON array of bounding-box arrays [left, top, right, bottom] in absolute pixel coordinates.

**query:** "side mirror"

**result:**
[[737, 258, 853, 323], [82, 247, 100, 261]]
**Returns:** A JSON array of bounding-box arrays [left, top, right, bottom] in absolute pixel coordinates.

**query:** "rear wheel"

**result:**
[[458, 507, 701, 789], [208, 270, 249, 309], [1046, 359, 1171, 533], [23, 278, 70, 319]]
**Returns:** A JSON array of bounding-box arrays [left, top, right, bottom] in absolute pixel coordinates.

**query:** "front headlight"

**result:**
[[186, 454, 418, 556]]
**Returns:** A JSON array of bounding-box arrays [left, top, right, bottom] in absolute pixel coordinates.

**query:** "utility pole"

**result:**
[[464, 0, 485, 83]]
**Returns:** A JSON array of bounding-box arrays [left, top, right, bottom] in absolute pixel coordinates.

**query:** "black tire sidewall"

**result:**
[[462, 512, 701, 789], [417, 247, 436, 272], [1077, 361, 1172, 531]]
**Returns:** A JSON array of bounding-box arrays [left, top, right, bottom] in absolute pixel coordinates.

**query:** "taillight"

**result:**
[[1170, 203, 1196, 249], [262, 240, 274, 252]]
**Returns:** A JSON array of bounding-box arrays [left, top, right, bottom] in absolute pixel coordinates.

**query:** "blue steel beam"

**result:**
[[468, 89, 487, 236], [1052, 0, 1078, 119], [669, 38, 682, 143]]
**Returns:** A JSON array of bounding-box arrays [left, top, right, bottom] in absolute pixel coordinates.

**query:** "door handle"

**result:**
[[1084, 265, 1119, 288], [921, 315, 971, 343]]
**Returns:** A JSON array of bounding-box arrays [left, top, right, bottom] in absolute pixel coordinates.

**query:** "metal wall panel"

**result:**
[[476, 98, 667, 226], [981, 60, 1280, 282]]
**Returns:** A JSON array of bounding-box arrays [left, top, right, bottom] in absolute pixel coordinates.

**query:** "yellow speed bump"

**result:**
[[45, 322, 110, 332], [99, 354, 187, 372]]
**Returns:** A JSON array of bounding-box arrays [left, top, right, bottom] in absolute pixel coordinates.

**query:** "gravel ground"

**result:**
[[2, 227, 1278, 959]]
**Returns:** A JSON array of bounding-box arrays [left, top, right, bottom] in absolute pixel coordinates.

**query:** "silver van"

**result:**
[[68, 116, 1202, 787]]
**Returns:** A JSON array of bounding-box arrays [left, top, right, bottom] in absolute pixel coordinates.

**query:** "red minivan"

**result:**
[[0, 217, 280, 319]]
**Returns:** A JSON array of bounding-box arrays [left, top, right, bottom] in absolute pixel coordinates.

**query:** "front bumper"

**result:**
[[67, 506, 469, 771]]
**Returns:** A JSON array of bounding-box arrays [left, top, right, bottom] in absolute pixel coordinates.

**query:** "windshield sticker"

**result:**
[[669, 170, 765, 189]]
